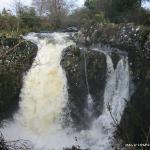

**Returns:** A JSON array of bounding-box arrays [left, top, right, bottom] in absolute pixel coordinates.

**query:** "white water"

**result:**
[[1, 33, 130, 150]]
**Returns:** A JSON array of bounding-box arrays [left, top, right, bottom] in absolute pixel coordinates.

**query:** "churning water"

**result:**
[[1, 32, 130, 150]]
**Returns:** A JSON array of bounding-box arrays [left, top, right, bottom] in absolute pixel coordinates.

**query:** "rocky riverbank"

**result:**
[[0, 35, 38, 121]]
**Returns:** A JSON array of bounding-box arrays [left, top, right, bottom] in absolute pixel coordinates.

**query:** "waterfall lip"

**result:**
[[79, 44, 128, 58], [24, 32, 74, 39], [92, 44, 128, 56], [92, 48, 128, 58]]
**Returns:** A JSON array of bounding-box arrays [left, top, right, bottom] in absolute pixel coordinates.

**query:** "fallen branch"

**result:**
[[0, 40, 26, 59]]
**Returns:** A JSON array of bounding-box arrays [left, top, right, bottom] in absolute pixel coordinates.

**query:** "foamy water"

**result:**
[[1, 32, 130, 150]]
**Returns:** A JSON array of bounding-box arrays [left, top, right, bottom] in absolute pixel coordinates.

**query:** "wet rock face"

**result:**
[[111, 51, 121, 69], [120, 32, 150, 143], [0, 37, 37, 121], [86, 50, 107, 117], [61, 45, 107, 129], [61, 45, 88, 129]]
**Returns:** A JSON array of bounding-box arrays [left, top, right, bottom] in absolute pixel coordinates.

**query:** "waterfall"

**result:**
[[83, 49, 94, 123], [1, 33, 130, 150], [16, 33, 74, 134], [93, 54, 129, 130]]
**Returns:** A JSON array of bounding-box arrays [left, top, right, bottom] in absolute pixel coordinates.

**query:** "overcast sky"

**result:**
[[143, 1, 150, 9], [0, 0, 85, 11], [0, 0, 149, 11]]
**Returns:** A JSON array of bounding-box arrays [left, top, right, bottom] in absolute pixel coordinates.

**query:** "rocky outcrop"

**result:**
[[86, 50, 106, 117], [76, 23, 150, 144], [61, 45, 88, 129], [0, 36, 37, 121], [61, 45, 107, 130], [75, 23, 149, 50], [111, 50, 121, 69], [64, 146, 89, 150]]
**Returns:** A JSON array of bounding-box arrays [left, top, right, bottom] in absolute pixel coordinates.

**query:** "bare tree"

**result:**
[[47, 0, 68, 26], [32, 0, 46, 16], [32, 0, 74, 27], [11, 0, 24, 15], [10, 0, 24, 32]]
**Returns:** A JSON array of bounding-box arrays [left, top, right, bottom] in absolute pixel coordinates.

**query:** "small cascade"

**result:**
[[86, 94, 94, 121], [83, 49, 94, 123], [93, 53, 129, 131], [103, 54, 115, 108]]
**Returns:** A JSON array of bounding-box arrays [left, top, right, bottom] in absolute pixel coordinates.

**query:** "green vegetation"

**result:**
[[0, 0, 149, 35], [84, 0, 150, 24], [0, 7, 49, 36], [0, 36, 37, 121], [0, 0, 78, 35]]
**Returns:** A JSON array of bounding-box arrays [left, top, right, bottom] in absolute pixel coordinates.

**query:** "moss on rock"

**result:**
[[0, 36, 37, 121], [61, 45, 107, 130]]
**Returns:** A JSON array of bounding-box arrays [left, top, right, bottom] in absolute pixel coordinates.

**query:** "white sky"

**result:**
[[0, 0, 149, 12], [0, 0, 31, 10], [0, 0, 85, 11], [142, 1, 150, 9]]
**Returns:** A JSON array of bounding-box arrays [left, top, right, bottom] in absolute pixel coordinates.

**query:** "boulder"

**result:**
[[111, 50, 121, 69], [86, 50, 107, 117], [61, 45, 107, 129], [0, 37, 37, 121]]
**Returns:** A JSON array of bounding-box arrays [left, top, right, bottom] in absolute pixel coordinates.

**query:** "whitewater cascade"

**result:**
[[2, 32, 130, 150]]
